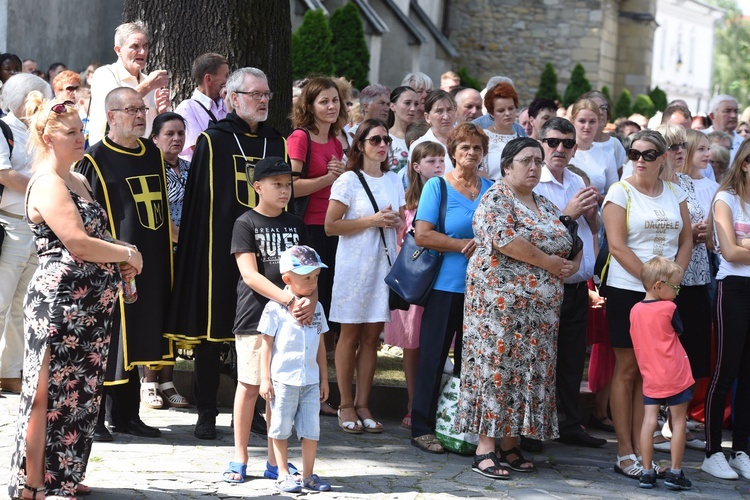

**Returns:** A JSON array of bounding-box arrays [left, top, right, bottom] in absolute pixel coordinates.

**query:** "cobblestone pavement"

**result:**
[[1, 393, 748, 499]]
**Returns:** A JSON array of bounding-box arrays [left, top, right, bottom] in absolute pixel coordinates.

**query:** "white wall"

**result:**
[[651, 0, 724, 114]]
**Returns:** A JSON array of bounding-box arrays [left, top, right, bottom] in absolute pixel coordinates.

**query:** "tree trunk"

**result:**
[[122, 0, 292, 133]]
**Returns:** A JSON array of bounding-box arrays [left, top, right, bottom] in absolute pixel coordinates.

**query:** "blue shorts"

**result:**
[[643, 387, 692, 406], [268, 382, 320, 441]]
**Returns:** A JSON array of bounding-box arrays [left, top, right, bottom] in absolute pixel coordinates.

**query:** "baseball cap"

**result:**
[[279, 245, 328, 275], [250, 156, 301, 183]]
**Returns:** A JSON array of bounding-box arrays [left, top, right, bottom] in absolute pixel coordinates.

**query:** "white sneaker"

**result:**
[[729, 451, 750, 479], [701, 452, 739, 480]]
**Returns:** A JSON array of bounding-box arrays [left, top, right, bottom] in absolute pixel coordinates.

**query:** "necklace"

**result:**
[[451, 171, 480, 200]]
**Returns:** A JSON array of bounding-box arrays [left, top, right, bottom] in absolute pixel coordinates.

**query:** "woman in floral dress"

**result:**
[[455, 138, 580, 479], [8, 96, 142, 499]]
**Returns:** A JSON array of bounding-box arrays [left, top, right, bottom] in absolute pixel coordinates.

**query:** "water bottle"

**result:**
[[122, 276, 138, 303]]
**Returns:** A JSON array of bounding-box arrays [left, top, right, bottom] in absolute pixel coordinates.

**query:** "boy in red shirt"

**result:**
[[630, 256, 694, 490]]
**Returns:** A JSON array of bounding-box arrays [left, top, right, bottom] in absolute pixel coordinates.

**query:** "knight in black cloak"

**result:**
[[165, 68, 287, 439], [76, 87, 173, 438]]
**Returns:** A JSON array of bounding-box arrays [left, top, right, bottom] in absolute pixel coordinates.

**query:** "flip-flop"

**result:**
[[401, 413, 412, 430], [222, 461, 247, 483]]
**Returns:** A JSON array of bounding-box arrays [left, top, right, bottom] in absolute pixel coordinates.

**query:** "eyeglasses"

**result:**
[[110, 106, 149, 116], [514, 156, 544, 167], [541, 137, 576, 149], [660, 281, 681, 295], [667, 142, 687, 152], [235, 91, 273, 101], [44, 100, 75, 130], [364, 135, 392, 146], [627, 148, 662, 162]]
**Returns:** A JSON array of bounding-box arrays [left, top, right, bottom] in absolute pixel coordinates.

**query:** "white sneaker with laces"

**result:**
[[729, 451, 750, 479], [701, 452, 739, 480]]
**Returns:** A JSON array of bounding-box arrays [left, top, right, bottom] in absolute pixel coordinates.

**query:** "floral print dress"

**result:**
[[9, 185, 121, 498], [454, 181, 571, 440]]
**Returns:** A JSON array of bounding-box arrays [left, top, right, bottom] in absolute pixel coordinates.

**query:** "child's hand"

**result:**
[[260, 379, 274, 401], [588, 288, 606, 309], [320, 380, 329, 402], [291, 296, 315, 325]]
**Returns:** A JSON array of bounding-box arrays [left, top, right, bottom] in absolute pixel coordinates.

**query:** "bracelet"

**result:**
[[126, 247, 132, 262], [285, 296, 296, 309]]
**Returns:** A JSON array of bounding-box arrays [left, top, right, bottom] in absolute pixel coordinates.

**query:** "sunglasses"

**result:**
[[661, 281, 681, 295], [44, 100, 76, 130], [627, 148, 661, 162], [364, 135, 392, 146], [541, 137, 576, 149], [667, 142, 687, 152]]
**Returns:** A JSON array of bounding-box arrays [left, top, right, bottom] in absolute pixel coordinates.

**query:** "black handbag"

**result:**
[[385, 177, 447, 307], [559, 215, 584, 260], [593, 236, 611, 297], [290, 128, 311, 218]]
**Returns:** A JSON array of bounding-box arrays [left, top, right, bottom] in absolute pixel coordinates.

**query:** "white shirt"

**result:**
[[691, 176, 720, 223], [175, 88, 227, 161], [534, 166, 595, 283], [713, 190, 750, 279], [603, 180, 687, 292], [0, 112, 32, 215], [408, 128, 454, 174], [569, 145, 619, 197], [88, 61, 158, 145], [258, 298, 328, 387]]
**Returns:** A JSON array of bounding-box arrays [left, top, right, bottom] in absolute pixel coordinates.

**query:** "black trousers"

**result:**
[[556, 283, 589, 436], [411, 290, 463, 439], [194, 339, 222, 415], [706, 277, 750, 455], [97, 368, 141, 427]]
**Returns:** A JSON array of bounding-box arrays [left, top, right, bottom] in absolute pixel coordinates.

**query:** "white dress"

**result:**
[[329, 170, 406, 323], [482, 129, 517, 180]]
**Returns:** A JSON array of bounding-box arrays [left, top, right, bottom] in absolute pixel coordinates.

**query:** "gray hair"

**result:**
[[104, 87, 140, 113], [653, 124, 686, 148], [484, 76, 515, 92], [709, 94, 738, 114], [401, 72, 433, 91], [114, 21, 149, 47], [630, 129, 668, 155], [539, 117, 576, 140], [2, 73, 51, 115], [359, 84, 390, 106], [226, 67, 267, 94]]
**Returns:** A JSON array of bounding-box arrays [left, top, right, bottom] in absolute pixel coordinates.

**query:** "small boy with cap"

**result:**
[[260, 245, 331, 492], [225, 157, 317, 484]]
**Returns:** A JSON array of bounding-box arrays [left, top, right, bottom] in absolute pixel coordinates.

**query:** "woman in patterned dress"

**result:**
[[8, 95, 142, 499], [455, 137, 579, 479]]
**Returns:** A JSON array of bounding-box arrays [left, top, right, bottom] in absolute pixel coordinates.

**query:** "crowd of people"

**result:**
[[2, 19, 750, 498]]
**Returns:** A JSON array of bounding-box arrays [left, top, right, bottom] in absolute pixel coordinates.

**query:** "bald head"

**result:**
[[455, 88, 483, 123], [105, 87, 141, 112]]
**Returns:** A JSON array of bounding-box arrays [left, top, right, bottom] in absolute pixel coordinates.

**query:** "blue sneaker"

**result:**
[[664, 470, 692, 490], [275, 474, 302, 493], [263, 461, 299, 480], [302, 474, 331, 491]]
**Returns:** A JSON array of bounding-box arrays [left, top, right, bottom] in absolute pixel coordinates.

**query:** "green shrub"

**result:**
[[563, 63, 592, 107], [633, 94, 656, 117], [291, 9, 334, 80], [648, 86, 668, 113], [614, 89, 633, 119], [456, 67, 482, 91], [601, 86, 612, 104], [330, 3, 369, 89], [536, 62, 562, 102]]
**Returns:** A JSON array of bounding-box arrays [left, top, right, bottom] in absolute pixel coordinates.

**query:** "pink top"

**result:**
[[287, 130, 344, 226], [630, 300, 694, 398]]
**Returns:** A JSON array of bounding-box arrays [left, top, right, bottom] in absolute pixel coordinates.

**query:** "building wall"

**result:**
[[4, 0, 122, 73], [651, 0, 723, 114]]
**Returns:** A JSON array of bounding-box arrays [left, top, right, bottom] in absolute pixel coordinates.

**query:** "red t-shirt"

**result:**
[[630, 300, 694, 398], [287, 130, 344, 226]]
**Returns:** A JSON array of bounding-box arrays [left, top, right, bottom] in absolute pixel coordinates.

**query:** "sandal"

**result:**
[[411, 433, 444, 454], [472, 451, 511, 480], [76, 483, 92, 495], [158, 381, 188, 408], [401, 413, 412, 430], [21, 484, 43, 499], [337, 404, 363, 434], [614, 454, 643, 479], [140, 378, 163, 409], [355, 406, 383, 433], [498, 446, 535, 473], [222, 461, 247, 483]]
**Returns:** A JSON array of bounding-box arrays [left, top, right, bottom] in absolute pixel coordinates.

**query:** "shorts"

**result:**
[[268, 382, 320, 441], [643, 387, 692, 406], [605, 286, 645, 349], [236, 334, 263, 385]]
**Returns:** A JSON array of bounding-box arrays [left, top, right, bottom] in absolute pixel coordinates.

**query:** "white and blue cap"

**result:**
[[279, 245, 328, 275]]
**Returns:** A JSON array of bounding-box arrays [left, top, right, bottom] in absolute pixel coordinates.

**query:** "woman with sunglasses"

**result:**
[[651, 125, 712, 452], [325, 119, 405, 434], [602, 129, 692, 480], [410, 123, 493, 453], [569, 98, 619, 205], [289, 77, 348, 373], [9, 96, 142, 499], [701, 140, 750, 480]]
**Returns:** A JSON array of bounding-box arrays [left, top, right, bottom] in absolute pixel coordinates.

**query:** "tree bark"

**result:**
[[122, 0, 292, 133]]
